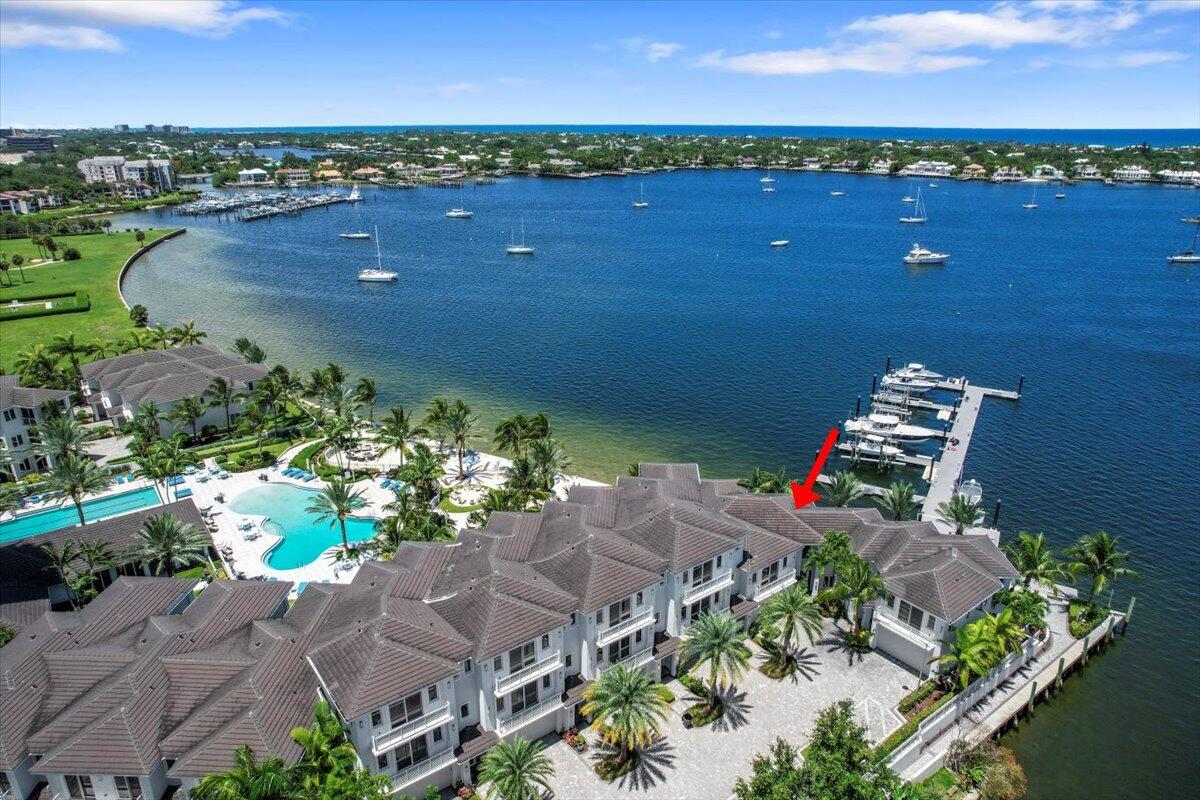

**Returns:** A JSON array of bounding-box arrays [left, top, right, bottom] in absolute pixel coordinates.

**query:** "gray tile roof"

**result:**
[[0, 375, 72, 409], [82, 345, 268, 406]]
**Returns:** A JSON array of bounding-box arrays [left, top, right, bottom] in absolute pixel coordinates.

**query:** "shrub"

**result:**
[[595, 750, 638, 781], [844, 628, 872, 653], [684, 697, 724, 728], [679, 672, 706, 698], [874, 690, 956, 758], [1068, 601, 1108, 639], [0, 624, 16, 648], [230, 450, 277, 472], [897, 680, 939, 714], [563, 727, 588, 752], [62, 247, 82, 260], [290, 439, 325, 471]]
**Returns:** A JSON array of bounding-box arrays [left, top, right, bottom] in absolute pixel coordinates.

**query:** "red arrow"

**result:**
[[790, 427, 840, 510]]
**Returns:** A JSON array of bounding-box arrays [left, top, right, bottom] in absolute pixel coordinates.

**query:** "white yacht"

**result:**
[[903, 243, 949, 265], [1169, 229, 1200, 263], [770, 240, 789, 247], [901, 184, 917, 203], [506, 221, 535, 255], [1055, 189, 1066, 199], [848, 434, 904, 461], [830, 190, 845, 197], [929, 182, 939, 188], [844, 413, 939, 443], [881, 373, 938, 394], [899, 187, 928, 223], [357, 226, 398, 282], [348, 184, 361, 202], [1022, 186, 1038, 209], [445, 186, 473, 218], [760, 170, 775, 184], [632, 183, 649, 208], [891, 363, 944, 381], [339, 231, 371, 239]]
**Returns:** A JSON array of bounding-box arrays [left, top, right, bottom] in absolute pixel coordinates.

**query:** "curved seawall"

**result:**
[[116, 227, 187, 310]]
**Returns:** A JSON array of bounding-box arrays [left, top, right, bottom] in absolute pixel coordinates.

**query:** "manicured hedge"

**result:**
[[875, 690, 956, 758], [898, 680, 939, 714], [0, 290, 89, 320], [289, 439, 325, 471]]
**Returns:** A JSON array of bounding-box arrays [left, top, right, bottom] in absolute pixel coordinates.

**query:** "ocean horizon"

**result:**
[[192, 123, 1200, 147]]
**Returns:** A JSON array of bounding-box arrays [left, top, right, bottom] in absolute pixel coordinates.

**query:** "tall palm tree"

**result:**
[[204, 376, 241, 435], [759, 584, 824, 664], [232, 337, 266, 363], [580, 663, 673, 766], [399, 443, 445, 506], [980, 607, 1025, 658], [377, 406, 426, 467], [937, 494, 984, 534], [802, 530, 854, 587], [738, 466, 789, 494], [493, 413, 529, 455], [34, 415, 87, 462], [444, 403, 478, 478], [289, 701, 356, 788], [172, 320, 207, 346], [47, 454, 111, 526], [39, 540, 80, 609], [75, 538, 120, 598], [306, 479, 367, 555], [524, 412, 551, 443], [13, 344, 61, 386], [155, 435, 199, 500], [1002, 531, 1067, 589], [132, 513, 210, 577], [133, 401, 164, 440], [48, 332, 91, 380], [930, 620, 995, 689], [529, 437, 571, 493], [827, 556, 885, 634], [680, 611, 752, 712], [423, 396, 451, 448], [128, 303, 150, 327], [148, 323, 175, 349], [874, 480, 918, 521], [353, 377, 376, 423], [237, 402, 273, 455], [167, 396, 208, 440], [190, 745, 293, 800], [1065, 531, 1138, 604], [138, 445, 174, 504], [477, 736, 555, 800], [825, 470, 865, 507]]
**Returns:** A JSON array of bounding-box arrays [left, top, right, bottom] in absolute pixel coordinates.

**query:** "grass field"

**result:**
[[0, 229, 176, 369]]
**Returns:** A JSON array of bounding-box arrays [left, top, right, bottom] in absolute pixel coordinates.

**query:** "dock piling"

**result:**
[[1056, 657, 1064, 688], [1017, 375, 1025, 397], [992, 499, 1002, 526], [855, 396, 861, 417], [885, 356, 892, 375], [871, 374, 877, 394], [1125, 597, 1136, 630]]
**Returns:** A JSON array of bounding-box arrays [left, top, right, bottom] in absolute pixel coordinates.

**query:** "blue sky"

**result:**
[[1, 0, 1198, 129]]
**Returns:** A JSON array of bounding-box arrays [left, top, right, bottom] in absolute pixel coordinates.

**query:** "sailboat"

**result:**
[[901, 183, 916, 203], [1169, 227, 1200, 263], [1055, 184, 1066, 200], [357, 226, 398, 282], [899, 187, 928, 223], [760, 169, 775, 184], [632, 183, 649, 209], [506, 220, 535, 255], [339, 231, 370, 239], [445, 185, 473, 218], [1022, 186, 1038, 209]]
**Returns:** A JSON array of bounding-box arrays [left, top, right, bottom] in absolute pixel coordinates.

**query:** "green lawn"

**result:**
[[0, 229, 176, 369]]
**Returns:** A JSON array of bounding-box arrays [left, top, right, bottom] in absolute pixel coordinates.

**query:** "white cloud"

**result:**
[[1112, 49, 1189, 66], [697, 44, 986, 76], [618, 37, 684, 62], [764, 30, 783, 40], [0, 21, 122, 51], [4, 1, 287, 38], [436, 82, 479, 98]]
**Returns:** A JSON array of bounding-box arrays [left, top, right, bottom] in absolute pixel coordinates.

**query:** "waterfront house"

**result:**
[[991, 166, 1026, 182], [801, 157, 824, 171], [1074, 163, 1103, 180], [1030, 164, 1065, 181], [868, 158, 893, 175], [960, 164, 988, 180], [351, 166, 386, 181], [119, 182, 155, 200], [1112, 164, 1152, 182], [898, 160, 956, 178], [312, 169, 343, 181], [80, 345, 268, 437], [0, 189, 61, 215], [1157, 169, 1200, 185], [236, 168, 271, 185], [273, 167, 311, 184], [829, 159, 860, 172], [0, 376, 72, 479]]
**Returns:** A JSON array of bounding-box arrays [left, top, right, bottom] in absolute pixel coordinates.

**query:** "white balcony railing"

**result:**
[[371, 702, 453, 754], [497, 696, 563, 735], [607, 647, 655, 673], [875, 611, 938, 651], [495, 650, 562, 695], [754, 571, 797, 601], [390, 747, 457, 793], [596, 609, 655, 647], [683, 569, 734, 604]]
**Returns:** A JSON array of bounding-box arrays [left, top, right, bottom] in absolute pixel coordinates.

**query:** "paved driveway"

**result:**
[[542, 622, 916, 800]]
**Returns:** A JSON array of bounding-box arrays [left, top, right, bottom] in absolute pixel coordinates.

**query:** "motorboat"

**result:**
[[881, 373, 938, 394], [506, 220, 535, 254], [830, 191, 845, 197], [1055, 191, 1066, 199], [770, 240, 789, 247], [903, 243, 949, 265], [891, 362, 943, 381], [1182, 217, 1200, 224], [339, 231, 370, 239], [929, 182, 938, 188], [445, 207, 474, 219], [844, 412, 939, 442], [358, 225, 398, 282], [848, 434, 904, 461], [760, 171, 775, 184], [762, 186, 776, 193], [899, 187, 928, 223]]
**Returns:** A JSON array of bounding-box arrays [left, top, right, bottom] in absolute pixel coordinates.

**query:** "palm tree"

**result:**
[[1002, 531, 1067, 589], [354, 377, 376, 423], [529, 437, 571, 493], [377, 406, 426, 467], [190, 745, 292, 800], [399, 443, 445, 506], [13, 344, 61, 386], [444, 403, 478, 478], [802, 530, 853, 587], [937, 494, 984, 534], [493, 413, 529, 455], [11, 253, 26, 282], [580, 662, 673, 766], [132, 401, 164, 441], [524, 412, 551, 443], [204, 376, 241, 435], [172, 320, 207, 346], [469, 486, 527, 526], [48, 332, 92, 379], [874, 480, 918, 521], [930, 620, 995, 689], [237, 401, 273, 455], [232, 337, 266, 363], [167, 396, 208, 440], [289, 701, 356, 788], [134, 229, 146, 248], [306, 479, 367, 555], [477, 736, 555, 800], [47, 454, 111, 526], [759, 584, 824, 664], [39, 540, 80, 609], [738, 466, 788, 494], [423, 396, 451, 447], [34, 415, 87, 462], [75, 538, 120, 598], [827, 556, 885, 634], [680, 611, 752, 713], [132, 513, 210, 577], [1065, 531, 1138, 604], [138, 445, 175, 504], [129, 303, 150, 327], [824, 470, 865, 507], [980, 607, 1025, 658], [148, 323, 175, 349]]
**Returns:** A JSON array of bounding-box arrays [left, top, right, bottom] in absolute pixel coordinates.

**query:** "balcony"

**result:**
[[875, 611, 938, 651], [607, 647, 655, 673], [596, 609, 655, 647], [371, 702, 453, 755], [754, 571, 797, 601], [494, 650, 562, 695], [497, 696, 563, 735], [682, 569, 734, 604], [390, 747, 457, 793]]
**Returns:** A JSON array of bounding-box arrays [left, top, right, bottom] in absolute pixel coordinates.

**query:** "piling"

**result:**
[[855, 396, 862, 417], [1028, 681, 1037, 715], [1125, 597, 1136, 629], [871, 374, 877, 394], [992, 499, 1002, 526], [885, 356, 892, 374], [1017, 375, 1025, 397], [1082, 634, 1089, 664], [1055, 657, 1064, 688]]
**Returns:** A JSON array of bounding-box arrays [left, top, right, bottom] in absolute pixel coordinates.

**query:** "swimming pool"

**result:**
[[228, 483, 378, 570], [0, 485, 162, 544]]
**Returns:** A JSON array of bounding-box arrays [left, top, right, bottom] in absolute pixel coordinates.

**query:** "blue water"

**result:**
[[195, 124, 1200, 147], [0, 486, 161, 542], [211, 146, 331, 160], [118, 170, 1198, 797], [228, 482, 378, 569]]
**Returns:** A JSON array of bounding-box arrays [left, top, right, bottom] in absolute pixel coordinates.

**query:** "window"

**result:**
[[114, 777, 140, 800], [463, 658, 472, 673], [2, 408, 14, 422], [10, 434, 24, 448], [432, 728, 443, 743], [493, 656, 502, 671], [690, 561, 714, 587], [897, 601, 924, 631], [371, 710, 382, 727], [541, 634, 550, 649], [393, 737, 429, 771], [509, 682, 539, 714], [497, 695, 505, 711], [635, 629, 643, 644], [886, 594, 896, 608], [607, 597, 631, 625], [388, 691, 423, 729], [687, 595, 712, 620], [595, 611, 603, 624], [927, 614, 936, 631], [428, 685, 438, 702], [508, 641, 535, 671], [64, 776, 95, 799], [607, 636, 631, 664], [565, 653, 572, 668], [376, 753, 388, 770], [717, 555, 722, 568], [542, 674, 551, 689], [636, 591, 643, 605], [761, 561, 781, 585], [460, 703, 470, 718], [595, 647, 602, 664]]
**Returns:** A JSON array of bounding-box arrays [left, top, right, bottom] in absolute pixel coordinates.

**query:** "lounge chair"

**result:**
[[176, 488, 193, 498]]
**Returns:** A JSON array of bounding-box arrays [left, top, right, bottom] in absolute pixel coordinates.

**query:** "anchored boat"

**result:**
[[903, 243, 949, 265], [357, 226, 398, 282]]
